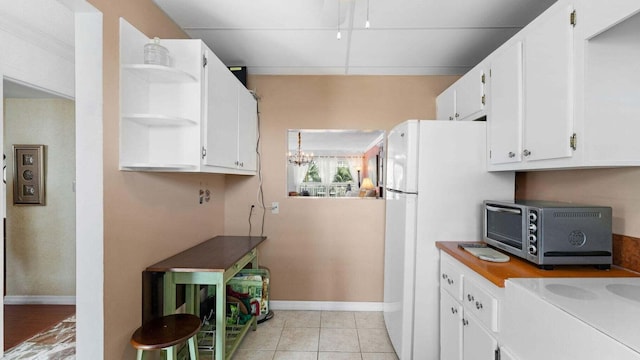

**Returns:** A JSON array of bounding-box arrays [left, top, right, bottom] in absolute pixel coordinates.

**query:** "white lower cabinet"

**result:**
[[441, 291, 463, 360], [440, 252, 506, 360], [463, 311, 498, 360]]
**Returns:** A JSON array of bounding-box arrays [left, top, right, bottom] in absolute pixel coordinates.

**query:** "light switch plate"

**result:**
[[13, 144, 45, 205]]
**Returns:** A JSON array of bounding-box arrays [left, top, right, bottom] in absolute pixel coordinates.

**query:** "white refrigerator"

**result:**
[[383, 120, 514, 359]]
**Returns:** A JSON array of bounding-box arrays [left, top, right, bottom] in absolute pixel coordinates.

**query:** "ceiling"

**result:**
[[154, 0, 557, 76], [289, 130, 384, 155]]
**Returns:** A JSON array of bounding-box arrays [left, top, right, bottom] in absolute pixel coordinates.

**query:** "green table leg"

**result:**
[[163, 273, 177, 315], [215, 282, 226, 360]]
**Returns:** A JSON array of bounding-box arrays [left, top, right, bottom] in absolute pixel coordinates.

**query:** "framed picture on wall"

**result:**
[[13, 144, 45, 205]]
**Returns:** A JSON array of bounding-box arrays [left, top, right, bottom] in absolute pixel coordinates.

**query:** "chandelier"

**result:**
[[288, 132, 313, 166]]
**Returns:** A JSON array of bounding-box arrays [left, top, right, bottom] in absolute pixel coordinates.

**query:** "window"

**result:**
[[287, 129, 384, 198]]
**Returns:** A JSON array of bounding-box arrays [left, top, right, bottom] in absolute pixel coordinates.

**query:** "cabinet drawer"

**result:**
[[440, 258, 464, 301], [463, 279, 499, 332]]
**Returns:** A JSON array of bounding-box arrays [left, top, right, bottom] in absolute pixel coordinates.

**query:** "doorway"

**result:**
[[2, 79, 76, 350]]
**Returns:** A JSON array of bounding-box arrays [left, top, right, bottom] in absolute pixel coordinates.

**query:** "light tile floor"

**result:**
[[231, 310, 398, 360]]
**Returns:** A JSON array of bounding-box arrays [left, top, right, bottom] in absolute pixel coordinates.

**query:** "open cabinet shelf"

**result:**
[[122, 113, 197, 127], [122, 64, 197, 83]]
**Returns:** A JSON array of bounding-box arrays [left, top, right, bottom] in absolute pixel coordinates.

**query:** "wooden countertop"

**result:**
[[146, 235, 266, 273], [436, 241, 640, 287]]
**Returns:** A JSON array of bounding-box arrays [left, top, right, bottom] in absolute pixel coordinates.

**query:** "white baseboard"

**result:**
[[4, 295, 76, 305], [270, 301, 383, 312]]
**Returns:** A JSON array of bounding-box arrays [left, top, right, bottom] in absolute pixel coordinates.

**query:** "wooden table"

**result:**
[[146, 235, 267, 360]]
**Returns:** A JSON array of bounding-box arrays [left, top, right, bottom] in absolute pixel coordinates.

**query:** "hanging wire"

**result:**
[[252, 91, 267, 237]]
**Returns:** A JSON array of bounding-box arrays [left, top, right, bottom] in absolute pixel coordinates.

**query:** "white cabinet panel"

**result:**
[[504, 280, 640, 360], [440, 291, 463, 360], [238, 87, 258, 171], [437, 86, 456, 121], [579, 0, 640, 40], [489, 41, 523, 165], [522, 2, 575, 163], [205, 53, 240, 170], [463, 278, 499, 332], [456, 69, 486, 121], [579, 7, 640, 166], [441, 256, 464, 301], [463, 312, 498, 360]]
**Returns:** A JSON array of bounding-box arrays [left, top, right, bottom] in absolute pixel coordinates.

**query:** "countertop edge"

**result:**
[[436, 241, 640, 288]]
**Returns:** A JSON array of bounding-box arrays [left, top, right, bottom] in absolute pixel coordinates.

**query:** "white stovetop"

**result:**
[[509, 277, 640, 354]]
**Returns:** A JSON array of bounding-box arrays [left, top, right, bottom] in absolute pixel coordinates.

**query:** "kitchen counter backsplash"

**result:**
[[613, 234, 640, 273]]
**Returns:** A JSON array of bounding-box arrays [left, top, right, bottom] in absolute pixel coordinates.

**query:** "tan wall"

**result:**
[[86, 0, 227, 358], [224, 75, 458, 302], [516, 169, 640, 238], [4, 98, 75, 297]]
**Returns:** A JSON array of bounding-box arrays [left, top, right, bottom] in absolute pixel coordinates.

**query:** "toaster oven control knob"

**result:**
[[528, 244, 537, 255], [529, 223, 537, 232], [529, 234, 537, 244], [529, 212, 538, 222]]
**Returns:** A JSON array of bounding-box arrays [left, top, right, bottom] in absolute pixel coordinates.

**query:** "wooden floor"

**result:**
[[4, 304, 75, 351]]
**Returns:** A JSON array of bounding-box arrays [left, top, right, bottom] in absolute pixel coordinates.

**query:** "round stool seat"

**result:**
[[131, 314, 201, 351]]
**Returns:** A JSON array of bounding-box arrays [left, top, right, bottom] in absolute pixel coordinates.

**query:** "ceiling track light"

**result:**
[[337, 0, 342, 39], [365, 0, 371, 28]]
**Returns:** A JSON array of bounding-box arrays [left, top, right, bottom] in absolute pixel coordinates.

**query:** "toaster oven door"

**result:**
[[484, 204, 525, 253]]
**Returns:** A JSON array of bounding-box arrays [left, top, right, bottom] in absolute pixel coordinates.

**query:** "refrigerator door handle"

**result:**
[[386, 188, 418, 195]]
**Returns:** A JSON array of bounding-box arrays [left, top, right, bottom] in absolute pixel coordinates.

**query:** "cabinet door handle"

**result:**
[[523, 149, 531, 157], [442, 273, 448, 280], [451, 307, 457, 314], [508, 151, 515, 158], [467, 294, 474, 302], [449, 116, 454, 121], [455, 113, 460, 118], [475, 301, 483, 310], [447, 278, 453, 285], [462, 318, 469, 326]]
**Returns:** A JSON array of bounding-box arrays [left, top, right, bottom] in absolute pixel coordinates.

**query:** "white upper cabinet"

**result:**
[[237, 88, 258, 171], [436, 64, 486, 121], [488, 1, 576, 171], [522, 2, 575, 163], [436, 86, 456, 121], [119, 18, 257, 175], [456, 68, 486, 121], [576, 1, 640, 166], [204, 53, 241, 170], [446, 0, 640, 171], [489, 41, 523, 165]]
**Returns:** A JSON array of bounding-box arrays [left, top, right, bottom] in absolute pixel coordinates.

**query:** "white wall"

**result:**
[[0, 0, 82, 355]]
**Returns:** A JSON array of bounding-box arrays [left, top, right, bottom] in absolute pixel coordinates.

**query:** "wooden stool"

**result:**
[[131, 313, 201, 360]]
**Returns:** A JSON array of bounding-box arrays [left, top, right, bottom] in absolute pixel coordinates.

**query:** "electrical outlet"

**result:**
[[271, 202, 279, 214]]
